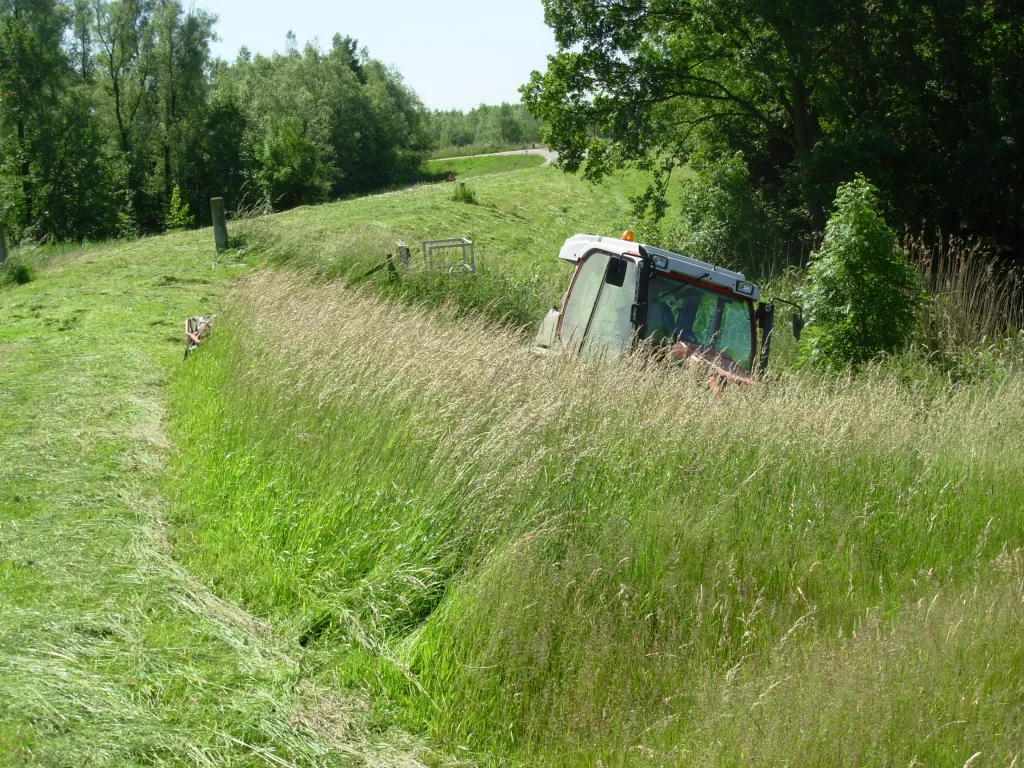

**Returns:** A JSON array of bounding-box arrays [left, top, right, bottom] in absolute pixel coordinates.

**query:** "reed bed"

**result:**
[[168, 272, 1024, 766]]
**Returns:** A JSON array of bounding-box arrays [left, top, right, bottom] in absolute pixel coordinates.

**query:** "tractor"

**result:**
[[533, 232, 803, 385]]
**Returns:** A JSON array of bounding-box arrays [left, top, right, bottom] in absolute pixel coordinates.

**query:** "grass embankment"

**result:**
[[0, 239, 438, 765], [169, 268, 1024, 765], [428, 143, 544, 160], [233, 163, 683, 326], [421, 153, 546, 182]]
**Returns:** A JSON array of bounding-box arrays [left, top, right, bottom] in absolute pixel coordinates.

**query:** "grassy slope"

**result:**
[[12, 160, 1017, 766], [164, 167, 1024, 765], [427, 143, 542, 160], [421, 154, 546, 181], [0, 237, 438, 766], [253, 164, 662, 267], [233, 164, 679, 326], [0, 160, 628, 766], [170, 275, 1024, 767]]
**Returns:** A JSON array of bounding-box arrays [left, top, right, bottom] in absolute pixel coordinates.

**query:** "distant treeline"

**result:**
[[424, 103, 544, 152], [0, 1, 436, 242]]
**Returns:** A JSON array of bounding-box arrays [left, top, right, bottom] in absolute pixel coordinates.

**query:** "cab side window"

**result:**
[[559, 252, 610, 351]]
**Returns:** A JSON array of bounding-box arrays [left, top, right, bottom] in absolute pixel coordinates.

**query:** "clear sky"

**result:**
[[198, 0, 557, 112]]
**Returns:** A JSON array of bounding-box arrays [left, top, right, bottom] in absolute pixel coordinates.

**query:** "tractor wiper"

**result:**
[[651, 271, 710, 304]]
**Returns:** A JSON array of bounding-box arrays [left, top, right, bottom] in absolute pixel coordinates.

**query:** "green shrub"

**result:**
[[451, 183, 477, 204], [801, 176, 923, 367], [1, 256, 34, 286], [165, 185, 195, 231], [253, 116, 332, 210]]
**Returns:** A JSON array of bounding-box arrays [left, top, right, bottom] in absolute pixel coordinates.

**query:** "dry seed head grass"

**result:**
[[230, 271, 1010, 481], [903, 232, 1024, 348], [191, 272, 1024, 764], [688, 560, 1024, 766]]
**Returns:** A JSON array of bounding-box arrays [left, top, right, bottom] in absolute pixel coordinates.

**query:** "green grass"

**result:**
[[171, 167, 1024, 765], [165, 270, 1024, 768], [8, 160, 1022, 767], [428, 143, 543, 160], [421, 153, 546, 182], [0, 236, 446, 765], [231, 164, 683, 327]]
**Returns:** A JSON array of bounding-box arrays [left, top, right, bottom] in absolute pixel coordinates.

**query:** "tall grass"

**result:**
[[231, 217, 555, 328], [904, 234, 1024, 361], [169, 272, 1024, 766]]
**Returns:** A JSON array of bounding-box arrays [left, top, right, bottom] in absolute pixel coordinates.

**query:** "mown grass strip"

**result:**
[[421, 153, 546, 182], [0, 236, 439, 766]]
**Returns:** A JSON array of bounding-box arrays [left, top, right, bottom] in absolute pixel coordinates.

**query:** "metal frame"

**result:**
[[422, 238, 475, 276]]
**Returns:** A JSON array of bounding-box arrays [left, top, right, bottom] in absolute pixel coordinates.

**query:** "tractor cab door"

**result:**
[[557, 250, 639, 360]]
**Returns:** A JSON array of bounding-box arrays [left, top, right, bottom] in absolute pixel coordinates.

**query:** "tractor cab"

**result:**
[[533, 232, 801, 382]]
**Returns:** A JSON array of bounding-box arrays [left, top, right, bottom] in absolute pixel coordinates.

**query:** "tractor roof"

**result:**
[[558, 233, 759, 301]]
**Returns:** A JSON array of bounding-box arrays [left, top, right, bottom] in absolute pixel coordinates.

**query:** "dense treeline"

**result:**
[[424, 103, 543, 151], [0, 0, 428, 242], [525, 0, 1024, 266]]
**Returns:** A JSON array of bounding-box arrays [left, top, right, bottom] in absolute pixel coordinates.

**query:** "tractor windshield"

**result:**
[[559, 251, 639, 359], [644, 274, 755, 371]]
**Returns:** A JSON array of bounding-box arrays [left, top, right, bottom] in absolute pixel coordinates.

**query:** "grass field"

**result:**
[[421, 153, 547, 182], [0, 237, 447, 766], [428, 143, 543, 160], [231, 163, 685, 326], [4, 160, 1023, 767]]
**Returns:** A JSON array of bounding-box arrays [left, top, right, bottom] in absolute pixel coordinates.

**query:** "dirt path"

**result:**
[[0, 235, 435, 766]]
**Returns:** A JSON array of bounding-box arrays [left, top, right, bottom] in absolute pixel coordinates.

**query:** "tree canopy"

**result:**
[[523, 0, 1024, 264], [0, 1, 429, 242], [424, 102, 544, 151]]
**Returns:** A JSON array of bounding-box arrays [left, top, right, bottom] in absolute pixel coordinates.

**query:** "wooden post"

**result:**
[[396, 241, 410, 267], [0, 219, 7, 265], [210, 197, 229, 251]]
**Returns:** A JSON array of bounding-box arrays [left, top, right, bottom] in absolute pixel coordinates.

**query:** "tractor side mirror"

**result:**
[[792, 311, 804, 341], [605, 257, 627, 288]]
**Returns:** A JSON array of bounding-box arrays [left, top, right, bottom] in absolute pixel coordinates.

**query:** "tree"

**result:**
[[93, 0, 159, 229], [153, 1, 214, 205], [70, 0, 93, 81], [800, 176, 922, 366], [0, 0, 71, 230], [524, 0, 1024, 261], [3, 17, 432, 241], [31, 83, 119, 240]]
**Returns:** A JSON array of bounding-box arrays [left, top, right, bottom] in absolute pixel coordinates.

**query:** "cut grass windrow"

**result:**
[[0, 237, 439, 766]]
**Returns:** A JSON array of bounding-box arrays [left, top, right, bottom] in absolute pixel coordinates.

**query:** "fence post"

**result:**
[[0, 219, 7, 265], [210, 197, 229, 252]]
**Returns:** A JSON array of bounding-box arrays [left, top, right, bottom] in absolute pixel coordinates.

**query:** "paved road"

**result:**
[[433, 147, 559, 165]]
